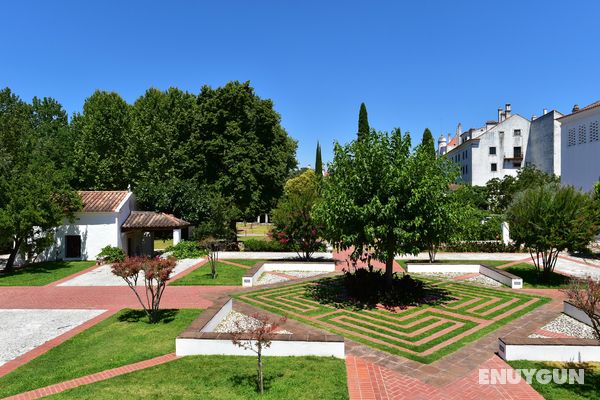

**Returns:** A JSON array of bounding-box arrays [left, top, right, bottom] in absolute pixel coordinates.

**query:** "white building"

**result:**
[[34, 191, 190, 262], [560, 101, 600, 191], [439, 103, 562, 185]]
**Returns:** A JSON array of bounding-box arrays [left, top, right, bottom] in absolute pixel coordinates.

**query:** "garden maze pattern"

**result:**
[[237, 279, 549, 363]]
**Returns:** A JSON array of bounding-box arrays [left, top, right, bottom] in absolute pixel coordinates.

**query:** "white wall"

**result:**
[[55, 212, 119, 260], [525, 111, 562, 176], [561, 108, 600, 192]]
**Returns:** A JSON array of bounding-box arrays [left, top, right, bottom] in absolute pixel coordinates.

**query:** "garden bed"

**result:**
[[242, 261, 335, 287], [406, 263, 523, 288]]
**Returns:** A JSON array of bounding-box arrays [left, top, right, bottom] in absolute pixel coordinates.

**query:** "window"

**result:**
[[578, 124, 587, 144], [590, 121, 599, 142], [568, 128, 576, 146], [514, 146, 522, 158], [513, 129, 521, 136], [491, 163, 497, 172], [489, 146, 496, 155], [465, 165, 468, 174], [514, 162, 522, 168]]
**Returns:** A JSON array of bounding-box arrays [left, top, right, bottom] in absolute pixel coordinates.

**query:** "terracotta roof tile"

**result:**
[[122, 211, 190, 231], [78, 191, 129, 212]]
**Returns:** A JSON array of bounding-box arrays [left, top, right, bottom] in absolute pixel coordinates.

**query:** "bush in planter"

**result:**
[[165, 240, 207, 259], [97, 245, 125, 263]]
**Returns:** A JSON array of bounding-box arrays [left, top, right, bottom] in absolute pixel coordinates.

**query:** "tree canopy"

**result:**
[[357, 102, 369, 140]]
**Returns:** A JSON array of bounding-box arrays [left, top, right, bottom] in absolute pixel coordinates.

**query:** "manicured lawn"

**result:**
[[504, 263, 571, 288], [49, 355, 348, 400], [236, 278, 549, 364], [224, 259, 265, 267], [170, 261, 247, 286], [154, 238, 173, 250], [509, 360, 600, 400], [0, 261, 95, 286], [0, 308, 202, 398], [238, 235, 271, 242], [236, 222, 273, 236], [397, 259, 509, 269]]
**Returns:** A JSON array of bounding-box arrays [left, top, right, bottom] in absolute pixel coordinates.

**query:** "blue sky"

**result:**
[[2, 1, 600, 167]]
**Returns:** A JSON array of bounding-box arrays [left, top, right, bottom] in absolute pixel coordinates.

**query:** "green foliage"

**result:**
[[357, 102, 369, 140], [594, 181, 600, 201], [165, 240, 207, 259], [97, 245, 125, 263], [315, 141, 323, 180], [420, 128, 436, 157], [271, 170, 323, 260], [439, 242, 523, 253], [507, 184, 600, 279], [242, 238, 287, 252]]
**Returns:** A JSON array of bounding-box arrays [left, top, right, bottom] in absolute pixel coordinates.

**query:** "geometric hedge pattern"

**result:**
[[236, 279, 549, 364]]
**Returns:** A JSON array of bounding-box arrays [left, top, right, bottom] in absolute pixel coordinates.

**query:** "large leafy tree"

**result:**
[[195, 81, 297, 223], [0, 88, 81, 271], [357, 102, 369, 140], [71, 90, 133, 190], [507, 184, 600, 280], [314, 129, 421, 286]]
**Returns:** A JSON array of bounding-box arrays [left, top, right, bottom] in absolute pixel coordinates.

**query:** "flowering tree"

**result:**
[[563, 277, 600, 341], [111, 256, 176, 323], [230, 313, 287, 394]]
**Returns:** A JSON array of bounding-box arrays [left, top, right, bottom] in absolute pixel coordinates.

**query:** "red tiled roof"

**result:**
[[122, 211, 190, 231], [447, 136, 458, 147], [78, 191, 129, 212]]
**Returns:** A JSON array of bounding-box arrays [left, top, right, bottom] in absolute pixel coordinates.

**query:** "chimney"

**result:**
[[456, 123, 462, 136], [505, 103, 512, 118], [543, 108, 548, 115], [498, 108, 503, 123], [572, 104, 580, 113]]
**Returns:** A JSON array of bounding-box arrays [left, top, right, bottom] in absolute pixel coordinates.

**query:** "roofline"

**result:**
[[445, 138, 480, 155], [558, 104, 600, 121], [114, 192, 133, 213]]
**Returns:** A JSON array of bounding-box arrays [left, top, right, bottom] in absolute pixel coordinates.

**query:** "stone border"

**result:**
[[563, 300, 599, 328], [406, 263, 523, 289], [242, 261, 336, 287], [176, 295, 344, 358], [498, 336, 600, 362]]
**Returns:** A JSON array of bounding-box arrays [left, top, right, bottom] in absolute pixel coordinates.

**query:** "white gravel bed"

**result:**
[[464, 274, 504, 287], [58, 258, 204, 286], [282, 271, 326, 279], [214, 310, 291, 334], [256, 272, 290, 286], [528, 333, 549, 339], [539, 314, 598, 339], [411, 272, 466, 279], [0, 309, 105, 366]]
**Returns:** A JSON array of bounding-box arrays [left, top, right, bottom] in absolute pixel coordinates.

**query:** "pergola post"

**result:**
[[173, 228, 182, 246]]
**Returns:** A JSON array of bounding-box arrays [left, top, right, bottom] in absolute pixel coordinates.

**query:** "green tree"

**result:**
[[272, 170, 322, 260], [71, 90, 133, 190], [315, 141, 323, 180], [357, 102, 369, 140], [420, 128, 436, 157], [507, 184, 600, 280], [314, 129, 421, 286], [0, 89, 81, 271]]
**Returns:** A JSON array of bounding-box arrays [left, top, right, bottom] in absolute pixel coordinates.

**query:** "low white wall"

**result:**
[[480, 266, 523, 289], [263, 263, 335, 272], [564, 301, 596, 327], [176, 338, 345, 359], [406, 264, 480, 273], [243, 265, 264, 287], [500, 343, 600, 362], [200, 299, 232, 332]]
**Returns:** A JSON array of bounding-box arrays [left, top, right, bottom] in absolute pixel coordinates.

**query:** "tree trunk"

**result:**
[[4, 237, 23, 273], [428, 244, 437, 263], [385, 256, 394, 291], [257, 346, 264, 394]]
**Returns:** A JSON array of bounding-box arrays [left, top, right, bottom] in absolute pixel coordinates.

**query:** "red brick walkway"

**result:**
[[4, 353, 178, 400]]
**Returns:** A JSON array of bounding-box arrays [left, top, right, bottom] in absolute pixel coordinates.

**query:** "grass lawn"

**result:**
[[397, 259, 509, 269], [170, 261, 248, 286], [509, 360, 600, 400], [154, 238, 173, 250], [236, 222, 273, 236], [0, 260, 95, 286], [236, 278, 549, 364], [0, 308, 202, 398], [503, 263, 571, 288], [224, 259, 265, 267], [49, 355, 348, 400], [238, 235, 271, 242]]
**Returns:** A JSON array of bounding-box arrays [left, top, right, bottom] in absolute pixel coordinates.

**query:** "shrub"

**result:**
[[440, 241, 524, 253], [111, 256, 176, 323], [97, 245, 125, 263], [165, 240, 206, 259], [563, 277, 600, 341], [242, 239, 287, 252]]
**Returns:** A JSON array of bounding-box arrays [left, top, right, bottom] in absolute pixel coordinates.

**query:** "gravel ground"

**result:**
[[58, 258, 204, 286], [0, 309, 105, 366], [464, 274, 504, 287], [282, 271, 326, 279], [411, 272, 466, 279], [256, 272, 289, 286], [538, 314, 598, 339], [214, 310, 291, 334]]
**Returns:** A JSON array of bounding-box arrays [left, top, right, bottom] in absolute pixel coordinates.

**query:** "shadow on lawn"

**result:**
[[306, 272, 453, 311], [504, 264, 570, 288], [0, 261, 78, 276], [117, 309, 179, 324], [229, 372, 283, 393]]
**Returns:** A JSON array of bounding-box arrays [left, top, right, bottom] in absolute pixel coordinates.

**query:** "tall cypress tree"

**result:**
[[421, 128, 436, 157], [358, 102, 369, 140], [315, 141, 323, 178]]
